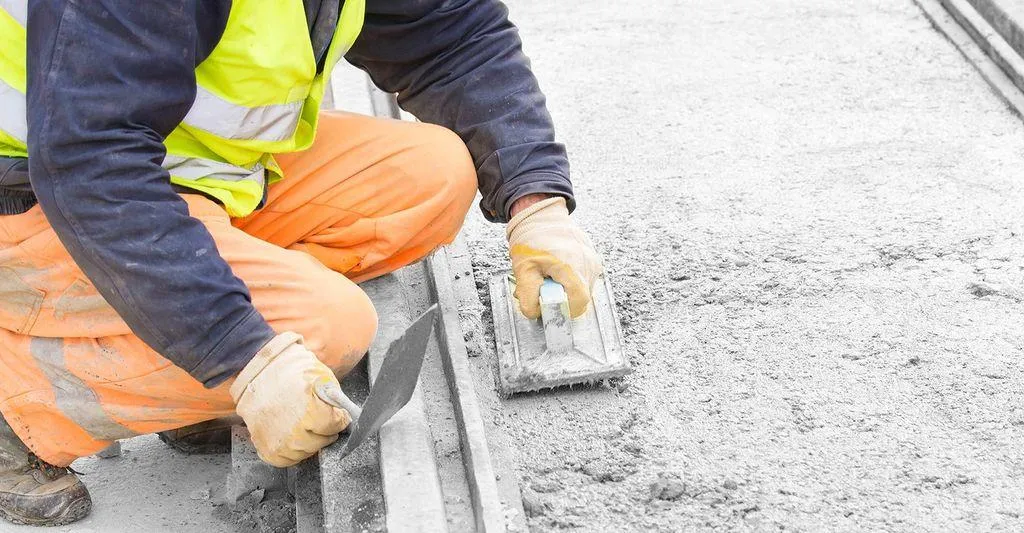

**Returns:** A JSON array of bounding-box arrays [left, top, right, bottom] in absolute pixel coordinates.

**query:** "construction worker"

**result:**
[[0, 0, 603, 527]]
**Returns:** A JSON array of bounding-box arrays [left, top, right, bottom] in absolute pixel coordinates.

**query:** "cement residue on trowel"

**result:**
[[488, 271, 631, 396]]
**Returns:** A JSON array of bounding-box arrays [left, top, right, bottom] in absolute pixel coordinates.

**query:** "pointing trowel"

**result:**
[[314, 304, 438, 457]]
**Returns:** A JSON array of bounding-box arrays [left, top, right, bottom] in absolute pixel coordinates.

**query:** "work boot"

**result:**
[[157, 416, 241, 455], [0, 416, 91, 526]]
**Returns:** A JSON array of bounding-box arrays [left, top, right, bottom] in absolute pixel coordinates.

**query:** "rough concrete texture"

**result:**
[[211, 489, 296, 533], [0, 436, 297, 533], [1, 435, 231, 533], [460, 0, 1024, 531]]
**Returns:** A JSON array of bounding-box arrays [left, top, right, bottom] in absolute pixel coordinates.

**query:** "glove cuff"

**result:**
[[506, 196, 569, 240], [230, 331, 304, 404]]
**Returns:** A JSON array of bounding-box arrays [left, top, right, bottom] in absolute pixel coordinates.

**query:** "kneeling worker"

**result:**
[[0, 0, 603, 526]]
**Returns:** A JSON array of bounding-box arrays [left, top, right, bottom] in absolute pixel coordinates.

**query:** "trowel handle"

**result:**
[[314, 381, 363, 421], [539, 278, 568, 308], [538, 278, 574, 352]]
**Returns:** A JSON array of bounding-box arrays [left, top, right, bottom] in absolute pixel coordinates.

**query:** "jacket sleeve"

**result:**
[[26, 0, 275, 388], [345, 0, 573, 223]]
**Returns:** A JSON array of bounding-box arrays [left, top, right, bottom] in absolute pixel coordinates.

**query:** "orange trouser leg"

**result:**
[[235, 111, 478, 281], [0, 111, 477, 466]]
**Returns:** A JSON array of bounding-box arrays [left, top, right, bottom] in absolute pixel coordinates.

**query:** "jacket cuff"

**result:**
[[487, 171, 575, 223], [190, 308, 277, 388]]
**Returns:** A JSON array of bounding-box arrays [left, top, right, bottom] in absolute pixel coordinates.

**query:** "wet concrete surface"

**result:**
[[460, 0, 1024, 531]]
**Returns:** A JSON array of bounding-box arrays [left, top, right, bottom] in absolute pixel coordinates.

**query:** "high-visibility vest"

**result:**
[[0, 0, 364, 217]]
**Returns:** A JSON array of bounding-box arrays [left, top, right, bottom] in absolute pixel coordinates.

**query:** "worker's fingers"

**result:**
[[307, 401, 352, 436], [513, 269, 544, 319], [572, 232, 605, 288], [510, 244, 547, 319], [259, 448, 302, 468], [546, 263, 592, 318], [261, 456, 298, 468], [259, 433, 339, 468], [292, 433, 338, 458]]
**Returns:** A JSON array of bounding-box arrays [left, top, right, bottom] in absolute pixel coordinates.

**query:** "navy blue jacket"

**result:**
[[23, 0, 573, 387]]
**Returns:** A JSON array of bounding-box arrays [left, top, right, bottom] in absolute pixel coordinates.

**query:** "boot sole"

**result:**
[[0, 495, 91, 527]]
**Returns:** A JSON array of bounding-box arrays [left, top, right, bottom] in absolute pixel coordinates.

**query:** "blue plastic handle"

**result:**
[[539, 278, 567, 305]]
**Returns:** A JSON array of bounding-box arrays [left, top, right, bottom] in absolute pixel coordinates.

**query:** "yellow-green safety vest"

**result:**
[[0, 0, 364, 217]]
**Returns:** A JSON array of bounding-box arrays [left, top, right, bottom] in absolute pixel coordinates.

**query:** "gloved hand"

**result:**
[[506, 196, 603, 319], [229, 332, 351, 467]]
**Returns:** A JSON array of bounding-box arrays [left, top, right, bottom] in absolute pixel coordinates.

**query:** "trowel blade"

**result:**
[[319, 304, 438, 457]]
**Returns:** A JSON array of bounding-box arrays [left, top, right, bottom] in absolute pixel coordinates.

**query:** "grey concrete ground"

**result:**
[[460, 0, 1024, 531], [1, 436, 230, 533], [6, 0, 1024, 531]]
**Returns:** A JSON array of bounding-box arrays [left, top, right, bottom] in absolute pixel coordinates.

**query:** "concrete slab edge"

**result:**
[[443, 234, 530, 533], [916, 0, 1024, 115], [966, 0, 1024, 58], [347, 275, 449, 533], [226, 426, 288, 504], [295, 456, 325, 533], [941, 0, 1024, 93], [425, 245, 514, 532]]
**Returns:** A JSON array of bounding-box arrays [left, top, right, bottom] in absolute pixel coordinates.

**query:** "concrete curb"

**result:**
[[293, 77, 520, 532], [357, 275, 449, 533], [916, 0, 1024, 114], [365, 80, 521, 530], [441, 234, 530, 533], [425, 247, 511, 532], [966, 0, 1024, 57], [942, 0, 1024, 93]]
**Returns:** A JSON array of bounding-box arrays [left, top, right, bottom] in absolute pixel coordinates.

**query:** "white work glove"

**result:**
[[229, 332, 351, 467], [506, 196, 604, 319]]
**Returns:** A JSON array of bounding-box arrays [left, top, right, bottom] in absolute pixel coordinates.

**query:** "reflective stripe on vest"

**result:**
[[0, 0, 24, 26], [184, 86, 304, 143], [0, 77, 25, 144], [0, 2, 26, 156], [163, 155, 266, 186]]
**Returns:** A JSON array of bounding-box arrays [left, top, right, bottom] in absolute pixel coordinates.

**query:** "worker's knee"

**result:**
[[295, 266, 378, 376], [408, 124, 477, 241], [413, 124, 477, 210]]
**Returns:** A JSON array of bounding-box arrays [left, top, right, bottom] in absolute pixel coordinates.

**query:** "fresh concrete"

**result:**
[[459, 0, 1024, 531]]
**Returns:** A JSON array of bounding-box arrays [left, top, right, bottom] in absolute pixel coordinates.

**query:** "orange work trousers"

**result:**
[[0, 112, 477, 466]]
